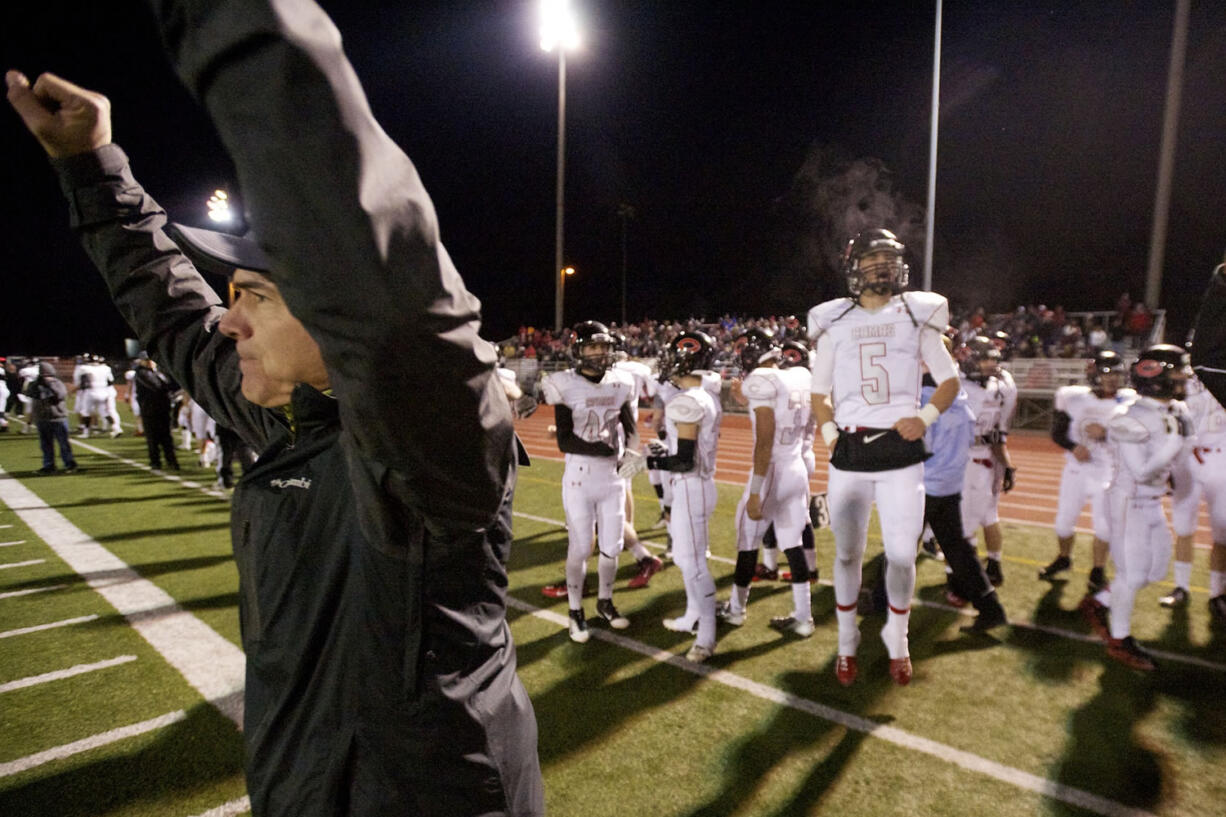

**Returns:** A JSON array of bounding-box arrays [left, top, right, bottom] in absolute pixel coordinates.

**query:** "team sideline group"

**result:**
[[533, 227, 1223, 681]]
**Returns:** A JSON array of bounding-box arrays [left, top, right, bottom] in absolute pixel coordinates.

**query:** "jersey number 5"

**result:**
[[859, 342, 890, 405]]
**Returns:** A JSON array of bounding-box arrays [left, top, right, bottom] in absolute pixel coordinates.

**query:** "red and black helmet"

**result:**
[[1130, 344, 1191, 399], [733, 328, 779, 374]]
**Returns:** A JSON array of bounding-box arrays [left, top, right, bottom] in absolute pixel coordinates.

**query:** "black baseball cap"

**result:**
[[165, 223, 272, 277]]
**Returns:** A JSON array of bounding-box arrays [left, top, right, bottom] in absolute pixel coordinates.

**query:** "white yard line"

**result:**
[[186, 796, 251, 817], [0, 614, 98, 639], [510, 597, 1155, 817], [0, 559, 45, 570], [0, 466, 245, 728], [0, 710, 187, 779], [0, 584, 66, 600], [0, 540, 27, 547], [0, 655, 137, 693]]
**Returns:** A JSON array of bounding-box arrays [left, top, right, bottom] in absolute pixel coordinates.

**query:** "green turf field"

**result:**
[[0, 417, 1223, 817]]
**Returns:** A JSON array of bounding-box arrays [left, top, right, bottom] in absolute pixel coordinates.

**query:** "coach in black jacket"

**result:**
[[5, 2, 543, 815]]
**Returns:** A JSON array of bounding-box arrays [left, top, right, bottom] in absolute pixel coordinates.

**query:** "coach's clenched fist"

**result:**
[[6, 70, 111, 158]]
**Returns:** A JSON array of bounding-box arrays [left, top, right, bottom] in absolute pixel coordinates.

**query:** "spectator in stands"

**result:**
[[1087, 322, 1108, 353], [1126, 302, 1154, 347]]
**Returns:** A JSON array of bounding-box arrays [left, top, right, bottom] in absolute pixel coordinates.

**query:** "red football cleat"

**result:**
[[541, 582, 568, 599], [835, 655, 858, 687], [889, 656, 913, 686], [1078, 594, 1111, 641], [627, 556, 663, 589]]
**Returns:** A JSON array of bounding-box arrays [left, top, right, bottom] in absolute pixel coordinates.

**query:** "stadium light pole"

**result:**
[[540, 0, 581, 332], [1144, 0, 1189, 310], [922, 0, 942, 292]]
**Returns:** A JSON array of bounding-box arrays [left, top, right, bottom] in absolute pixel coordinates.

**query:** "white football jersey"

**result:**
[[1185, 375, 1226, 445], [996, 367, 1018, 432], [808, 290, 952, 428], [963, 377, 1005, 460], [664, 385, 721, 481], [700, 370, 724, 427], [1107, 396, 1191, 498], [1054, 385, 1136, 469], [541, 367, 636, 465], [743, 365, 811, 461]]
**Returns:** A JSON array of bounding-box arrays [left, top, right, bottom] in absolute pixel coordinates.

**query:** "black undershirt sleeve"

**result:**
[[1051, 410, 1076, 451], [646, 437, 697, 472], [554, 404, 616, 458]]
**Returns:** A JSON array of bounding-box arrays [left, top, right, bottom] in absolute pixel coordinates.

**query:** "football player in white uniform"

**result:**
[[1079, 345, 1192, 670], [980, 330, 1018, 582], [650, 332, 723, 662], [611, 338, 666, 588], [957, 337, 1016, 586], [1039, 350, 1132, 590], [808, 228, 960, 686], [717, 329, 815, 635], [1162, 374, 1226, 621], [540, 321, 639, 643]]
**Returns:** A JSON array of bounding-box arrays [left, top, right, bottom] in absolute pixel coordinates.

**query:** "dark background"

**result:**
[[2, 1, 1224, 355]]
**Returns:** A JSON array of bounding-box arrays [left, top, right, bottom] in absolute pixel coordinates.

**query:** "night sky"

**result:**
[[2, 1, 1224, 357]]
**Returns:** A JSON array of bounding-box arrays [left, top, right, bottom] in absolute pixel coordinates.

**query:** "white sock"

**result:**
[[986, 552, 1002, 562], [628, 541, 651, 561], [1110, 582, 1139, 640], [1094, 586, 1111, 607], [804, 548, 816, 574], [762, 547, 778, 571], [836, 607, 860, 655], [731, 583, 750, 614], [1210, 570, 1226, 598], [597, 553, 618, 599], [790, 582, 812, 622], [1173, 560, 1192, 591], [565, 558, 587, 611], [881, 610, 910, 659]]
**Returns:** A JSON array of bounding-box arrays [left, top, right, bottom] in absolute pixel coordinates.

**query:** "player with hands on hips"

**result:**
[[717, 328, 815, 636], [808, 228, 961, 686], [1040, 350, 1132, 590], [648, 332, 723, 662], [1080, 345, 1193, 671], [540, 321, 639, 643]]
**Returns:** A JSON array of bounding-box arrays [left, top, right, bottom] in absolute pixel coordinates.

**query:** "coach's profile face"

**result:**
[[219, 270, 329, 407]]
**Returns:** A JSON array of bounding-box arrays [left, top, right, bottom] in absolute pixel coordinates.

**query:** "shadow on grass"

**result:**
[[0, 702, 245, 817], [93, 522, 230, 543]]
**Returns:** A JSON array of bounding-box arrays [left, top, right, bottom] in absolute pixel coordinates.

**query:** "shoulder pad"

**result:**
[[666, 393, 705, 424], [742, 370, 779, 402], [807, 297, 855, 336], [903, 290, 949, 329], [539, 373, 565, 405], [1054, 385, 1089, 412], [1108, 413, 1150, 443]]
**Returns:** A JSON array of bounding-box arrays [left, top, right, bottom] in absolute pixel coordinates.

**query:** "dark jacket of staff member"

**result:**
[[5, 1, 543, 814]]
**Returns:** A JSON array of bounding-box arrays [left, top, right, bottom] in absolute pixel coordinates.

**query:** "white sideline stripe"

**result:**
[[0, 524, 12, 528], [0, 540, 27, 546], [512, 512, 1226, 673], [0, 655, 137, 693], [0, 614, 98, 639], [186, 796, 251, 817], [0, 710, 187, 779], [0, 559, 45, 570], [509, 597, 1154, 817], [69, 439, 230, 499], [0, 466, 245, 728], [0, 584, 66, 600]]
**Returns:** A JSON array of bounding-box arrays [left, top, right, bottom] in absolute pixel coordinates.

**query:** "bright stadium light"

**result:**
[[539, 0, 580, 52], [206, 189, 232, 223]]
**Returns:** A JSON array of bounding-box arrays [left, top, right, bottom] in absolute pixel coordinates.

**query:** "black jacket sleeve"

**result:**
[[152, 0, 513, 525], [646, 438, 697, 472], [52, 146, 281, 452], [1051, 410, 1077, 451], [554, 405, 616, 458], [1192, 271, 1226, 408]]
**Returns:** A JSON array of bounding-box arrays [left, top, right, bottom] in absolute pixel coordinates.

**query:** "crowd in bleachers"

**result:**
[[497, 292, 1159, 366]]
